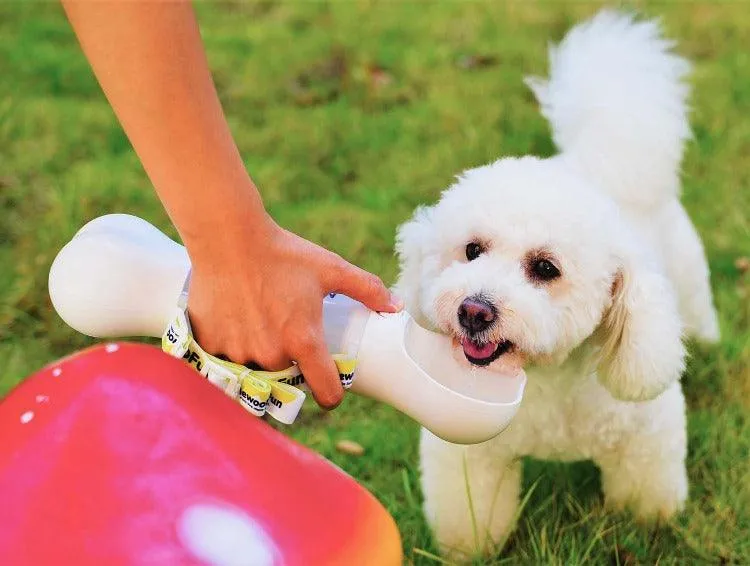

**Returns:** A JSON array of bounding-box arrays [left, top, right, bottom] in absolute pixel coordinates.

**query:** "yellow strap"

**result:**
[[161, 305, 356, 425]]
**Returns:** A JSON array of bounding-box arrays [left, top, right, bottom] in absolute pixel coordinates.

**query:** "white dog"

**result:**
[[394, 10, 719, 559]]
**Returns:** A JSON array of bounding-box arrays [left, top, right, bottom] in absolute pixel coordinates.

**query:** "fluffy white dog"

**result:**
[[394, 10, 719, 559]]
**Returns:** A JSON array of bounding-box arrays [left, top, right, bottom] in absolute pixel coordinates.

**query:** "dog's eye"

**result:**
[[465, 242, 483, 261], [531, 259, 561, 281]]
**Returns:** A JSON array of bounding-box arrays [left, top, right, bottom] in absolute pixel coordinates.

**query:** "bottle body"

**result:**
[[49, 215, 371, 355], [49, 215, 191, 339], [49, 214, 526, 444], [321, 294, 370, 360]]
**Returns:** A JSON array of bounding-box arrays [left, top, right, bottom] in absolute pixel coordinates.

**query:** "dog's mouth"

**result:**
[[460, 337, 514, 366]]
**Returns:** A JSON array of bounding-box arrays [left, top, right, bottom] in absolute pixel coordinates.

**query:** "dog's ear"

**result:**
[[596, 258, 686, 402], [394, 206, 435, 326]]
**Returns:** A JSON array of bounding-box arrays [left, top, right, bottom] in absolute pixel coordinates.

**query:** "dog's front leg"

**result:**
[[596, 385, 689, 521], [420, 428, 520, 561]]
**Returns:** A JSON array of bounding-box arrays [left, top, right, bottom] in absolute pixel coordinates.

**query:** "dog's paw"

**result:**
[[692, 313, 720, 345], [427, 516, 513, 564], [433, 537, 501, 565], [604, 467, 688, 522]]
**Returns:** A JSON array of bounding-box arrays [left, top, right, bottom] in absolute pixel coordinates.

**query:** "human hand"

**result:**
[[186, 216, 402, 409]]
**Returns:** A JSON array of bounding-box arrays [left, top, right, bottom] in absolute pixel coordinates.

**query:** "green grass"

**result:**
[[1, 1, 748, 564]]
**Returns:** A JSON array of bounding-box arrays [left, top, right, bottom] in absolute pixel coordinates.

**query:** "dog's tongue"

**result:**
[[461, 338, 497, 360]]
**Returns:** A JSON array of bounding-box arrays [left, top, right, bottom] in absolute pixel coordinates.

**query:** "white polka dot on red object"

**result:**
[[177, 502, 279, 566]]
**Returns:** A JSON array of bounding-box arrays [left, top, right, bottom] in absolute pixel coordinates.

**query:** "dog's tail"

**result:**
[[525, 10, 691, 209]]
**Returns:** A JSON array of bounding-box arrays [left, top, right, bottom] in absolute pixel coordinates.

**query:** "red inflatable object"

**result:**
[[0, 343, 401, 566]]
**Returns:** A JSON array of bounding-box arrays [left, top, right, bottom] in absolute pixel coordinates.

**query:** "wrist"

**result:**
[[178, 187, 280, 269]]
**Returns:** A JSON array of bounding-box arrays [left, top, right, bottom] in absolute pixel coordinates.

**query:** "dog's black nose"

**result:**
[[458, 297, 496, 334]]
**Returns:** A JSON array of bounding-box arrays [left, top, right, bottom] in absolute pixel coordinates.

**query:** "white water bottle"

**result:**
[[49, 214, 525, 444]]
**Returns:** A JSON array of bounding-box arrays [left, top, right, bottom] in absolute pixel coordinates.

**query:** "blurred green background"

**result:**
[[1, 1, 748, 564]]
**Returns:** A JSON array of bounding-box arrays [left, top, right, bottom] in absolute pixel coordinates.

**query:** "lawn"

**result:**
[[1, 1, 748, 564]]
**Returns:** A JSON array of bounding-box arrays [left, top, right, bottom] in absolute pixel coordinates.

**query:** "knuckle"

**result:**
[[223, 345, 248, 365], [254, 351, 288, 371], [288, 327, 320, 356], [369, 273, 385, 290], [328, 254, 349, 281], [363, 273, 385, 296]]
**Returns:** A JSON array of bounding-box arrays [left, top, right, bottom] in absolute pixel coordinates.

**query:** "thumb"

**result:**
[[324, 256, 403, 313]]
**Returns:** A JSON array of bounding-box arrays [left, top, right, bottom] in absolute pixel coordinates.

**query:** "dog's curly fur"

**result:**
[[394, 10, 719, 559]]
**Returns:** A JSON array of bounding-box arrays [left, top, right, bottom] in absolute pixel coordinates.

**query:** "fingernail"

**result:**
[[320, 390, 344, 411], [388, 293, 404, 311]]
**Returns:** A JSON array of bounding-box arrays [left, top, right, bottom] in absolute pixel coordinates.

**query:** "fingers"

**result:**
[[323, 255, 403, 313], [189, 291, 343, 410], [286, 320, 344, 410], [207, 344, 292, 372], [190, 310, 293, 371]]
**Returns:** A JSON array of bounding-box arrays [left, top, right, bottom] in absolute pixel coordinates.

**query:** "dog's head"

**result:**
[[395, 157, 685, 401]]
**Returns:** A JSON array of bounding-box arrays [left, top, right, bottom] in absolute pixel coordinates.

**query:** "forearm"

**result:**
[[61, 0, 268, 258]]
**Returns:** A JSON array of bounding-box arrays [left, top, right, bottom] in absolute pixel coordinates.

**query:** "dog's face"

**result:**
[[396, 157, 686, 401]]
